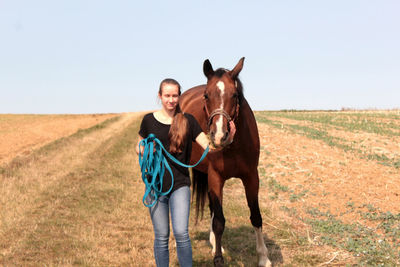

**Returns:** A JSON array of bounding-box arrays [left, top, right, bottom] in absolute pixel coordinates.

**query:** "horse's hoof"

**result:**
[[213, 255, 224, 267], [258, 257, 272, 267], [258, 262, 272, 267]]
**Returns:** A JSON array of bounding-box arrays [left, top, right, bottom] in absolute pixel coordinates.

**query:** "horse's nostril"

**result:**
[[223, 131, 229, 141], [210, 131, 215, 138]]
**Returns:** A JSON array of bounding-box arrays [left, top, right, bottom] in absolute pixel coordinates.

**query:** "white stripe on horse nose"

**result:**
[[215, 116, 224, 144], [214, 81, 225, 144]]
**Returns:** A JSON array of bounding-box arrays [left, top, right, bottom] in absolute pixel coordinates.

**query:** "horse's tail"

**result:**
[[191, 168, 208, 222]]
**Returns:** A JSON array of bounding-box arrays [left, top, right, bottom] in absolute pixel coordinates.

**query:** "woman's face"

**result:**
[[159, 83, 180, 112]]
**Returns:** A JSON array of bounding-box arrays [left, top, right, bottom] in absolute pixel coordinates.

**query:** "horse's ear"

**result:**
[[203, 59, 214, 80], [229, 57, 245, 79]]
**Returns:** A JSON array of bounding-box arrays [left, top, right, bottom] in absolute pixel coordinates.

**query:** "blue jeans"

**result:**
[[149, 186, 192, 267]]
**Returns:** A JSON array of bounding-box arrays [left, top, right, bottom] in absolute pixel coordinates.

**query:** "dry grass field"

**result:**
[[0, 114, 118, 164], [1, 110, 399, 266]]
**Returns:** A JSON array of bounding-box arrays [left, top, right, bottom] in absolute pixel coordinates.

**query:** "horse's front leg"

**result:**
[[208, 192, 225, 256], [242, 170, 272, 267], [208, 169, 225, 267]]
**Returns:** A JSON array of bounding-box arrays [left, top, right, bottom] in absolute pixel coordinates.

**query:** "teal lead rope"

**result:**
[[138, 133, 209, 207]]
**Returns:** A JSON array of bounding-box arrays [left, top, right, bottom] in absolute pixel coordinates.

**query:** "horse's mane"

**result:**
[[214, 68, 244, 105]]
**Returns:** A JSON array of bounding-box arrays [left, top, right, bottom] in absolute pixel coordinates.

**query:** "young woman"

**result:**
[[136, 78, 235, 267]]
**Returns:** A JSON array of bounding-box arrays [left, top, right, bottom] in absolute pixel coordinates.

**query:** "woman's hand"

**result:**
[[195, 121, 236, 153], [136, 136, 158, 156], [136, 136, 144, 155]]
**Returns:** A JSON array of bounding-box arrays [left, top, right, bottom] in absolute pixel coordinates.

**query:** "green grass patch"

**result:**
[[289, 190, 308, 202], [305, 206, 400, 266], [268, 177, 290, 193]]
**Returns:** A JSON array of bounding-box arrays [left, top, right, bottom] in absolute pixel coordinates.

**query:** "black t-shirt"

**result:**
[[139, 112, 203, 193]]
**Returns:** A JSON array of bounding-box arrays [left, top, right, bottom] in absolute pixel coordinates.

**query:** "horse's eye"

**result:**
[[232, 93, 238, 98], [204, 93, 209, 100]]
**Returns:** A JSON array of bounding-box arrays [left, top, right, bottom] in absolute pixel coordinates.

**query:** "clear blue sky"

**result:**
[[1, 1, 399, 114]]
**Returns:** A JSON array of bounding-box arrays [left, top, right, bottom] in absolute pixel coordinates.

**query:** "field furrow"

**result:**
[[0, 114, 118, 164], [256, 111, 400, 169], [257, 110, 400, 136]]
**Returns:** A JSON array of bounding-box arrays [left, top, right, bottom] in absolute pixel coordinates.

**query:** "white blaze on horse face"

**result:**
[[217, 81, 225, 95], [214, 81, 225, 145]]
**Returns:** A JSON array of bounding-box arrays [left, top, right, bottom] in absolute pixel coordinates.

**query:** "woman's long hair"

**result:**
[[159, 78, 188, 154]]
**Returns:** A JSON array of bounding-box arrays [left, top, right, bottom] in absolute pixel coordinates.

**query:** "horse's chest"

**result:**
[[207, 153, 244, 177]]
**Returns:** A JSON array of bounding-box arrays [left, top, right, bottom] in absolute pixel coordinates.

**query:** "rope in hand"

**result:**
[[138, 133, 209, 207]]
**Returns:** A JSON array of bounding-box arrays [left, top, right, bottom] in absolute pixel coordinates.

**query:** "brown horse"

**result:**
[[180, 58, 271, 267]]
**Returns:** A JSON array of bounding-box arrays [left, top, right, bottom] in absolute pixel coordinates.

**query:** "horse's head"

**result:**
[[203, 57, 244, 148]]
